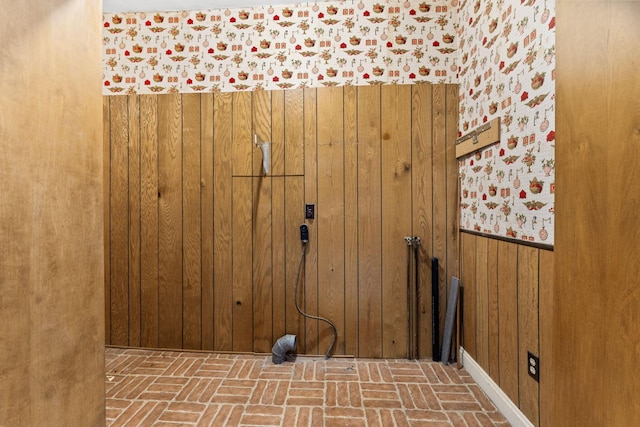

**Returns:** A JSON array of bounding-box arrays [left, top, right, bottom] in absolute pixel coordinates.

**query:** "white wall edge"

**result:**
[[460, 347, 534, 427]]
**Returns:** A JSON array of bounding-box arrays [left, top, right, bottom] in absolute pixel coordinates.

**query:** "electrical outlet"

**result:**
[[527, 351, 540, 382], [305, 204, 315, 220]]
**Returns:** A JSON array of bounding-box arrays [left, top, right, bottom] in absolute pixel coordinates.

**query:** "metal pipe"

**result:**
[[272, 334, 297, 364]]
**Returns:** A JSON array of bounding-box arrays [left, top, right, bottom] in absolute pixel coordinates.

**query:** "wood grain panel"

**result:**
[[253, 176, 273, 353], [284, 176, 306, 346], [411, 84, 434, 358], [0, 1, 104, 423], [554, 2, 640, 425], [445, 85, 460, 282], [475, 236, 489, 370], [497, 240, 518, 405], [605, 15, 640, 421], [317, 87, 346, 355], [461, 233, 476, 358], [232, 177, 254, 351], [157, 93, 183, 349], [271, 91, 285, 176], [608, 6, 640, 425], [343, 85, 359, 357], [381, 84, 412, 358], [487, 238, 500, 383], [127, 96, 142, 347], [103, 98, 112, 345], [253, 90, 272, 177], [431, 84, 448, 343], [104, 84, 460, 359], [303, 88, 319, 355], [201, 93, 215, 350], [139, 95, 159, 348], [517, 245, 539, 425], [538, 249, 553, 427], [357, 85, 383, 358], [232, 92, 253, 176], [109, 95, 130, 346], [284, 89, 304, 176], [213, 93, 234, 351], [272, 177, 286, 342], [252, 90, 274, 353], [182, 94, 202, 349]]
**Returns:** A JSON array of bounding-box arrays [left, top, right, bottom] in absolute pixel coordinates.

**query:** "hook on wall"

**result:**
[[254, 134, 271, 175]]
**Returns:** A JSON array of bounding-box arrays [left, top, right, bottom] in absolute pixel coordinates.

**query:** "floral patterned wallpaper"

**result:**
[[456, 0, 555, 246], [102, 0, 458, 94]]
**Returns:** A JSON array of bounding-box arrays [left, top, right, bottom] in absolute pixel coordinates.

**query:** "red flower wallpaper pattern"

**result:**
[[456, 0, 555, 246], [102, 0, 458, 94]]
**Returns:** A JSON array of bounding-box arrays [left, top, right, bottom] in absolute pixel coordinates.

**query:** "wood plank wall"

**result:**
[[553, 2, 640, 425], [460, 233, 554, 426], [103, 84, 459, 358], [0, 1, 105, 425]]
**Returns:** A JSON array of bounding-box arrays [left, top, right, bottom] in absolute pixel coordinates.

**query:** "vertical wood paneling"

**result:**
[[538, 249, 554, 427], [445, 85, 459, 282], [271, 91, 285, 176], [140, 95, 159, 348], [411, 84, 434, 358], [182, 94, 202, 349], [555, 3, 640, 425], [381, 85, 412, 358], [127, 96, 142, 347], [110, 95, 129, 346], [252, 176, 273, 353], [213, 93, 234, 351], [232, 92, 253, 176], [284, 89, 304, 176], [431, 84, 448, 342], [252, 90, 274, 353], [303, 88, 319, 354], [201, 93, 215, 350], [343, 85, 359, 357], [1, 2, 105, 422], [487, 238, 500, 383], [461, 233, 476, 358], [105, 84, 460, 360], [357, 85, 383, 358], [517, 245, 539, 425], [462, 234, 553, 425], [103, 98, 112, 345], [317, 87, 346, 354], [445, 86, 460, 356], [475, 236, 489, 370], [232, 177, 254, 351], [253, 91, 271, 177], [272, 177, 286, 342], [157, 93, 183, 349], [285, 176, 305, 345], [497, 240, 518, 405]]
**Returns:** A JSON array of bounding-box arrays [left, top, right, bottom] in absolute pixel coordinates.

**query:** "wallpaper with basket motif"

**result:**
[[456, 0, 555, 246], [102, 0, 458, 94]]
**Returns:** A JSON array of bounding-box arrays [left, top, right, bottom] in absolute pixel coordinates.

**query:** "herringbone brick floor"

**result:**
[[105, 347, 510, 426]]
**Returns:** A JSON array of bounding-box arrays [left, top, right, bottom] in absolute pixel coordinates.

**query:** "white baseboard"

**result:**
[[460, 347, 534, 427]]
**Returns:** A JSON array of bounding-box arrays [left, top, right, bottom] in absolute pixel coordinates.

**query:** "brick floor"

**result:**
[[106, 348, 510, 427]]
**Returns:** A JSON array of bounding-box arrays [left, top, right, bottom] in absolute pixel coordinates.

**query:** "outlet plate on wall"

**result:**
[[528, 351, 540, 382]]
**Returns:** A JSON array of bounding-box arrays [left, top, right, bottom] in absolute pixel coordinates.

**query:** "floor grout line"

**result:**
[[105, 347, 511, 427]]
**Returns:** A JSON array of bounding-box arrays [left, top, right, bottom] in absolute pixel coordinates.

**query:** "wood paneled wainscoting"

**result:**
[[103, 84, 459, 358], [460, 233, 554, 426]]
